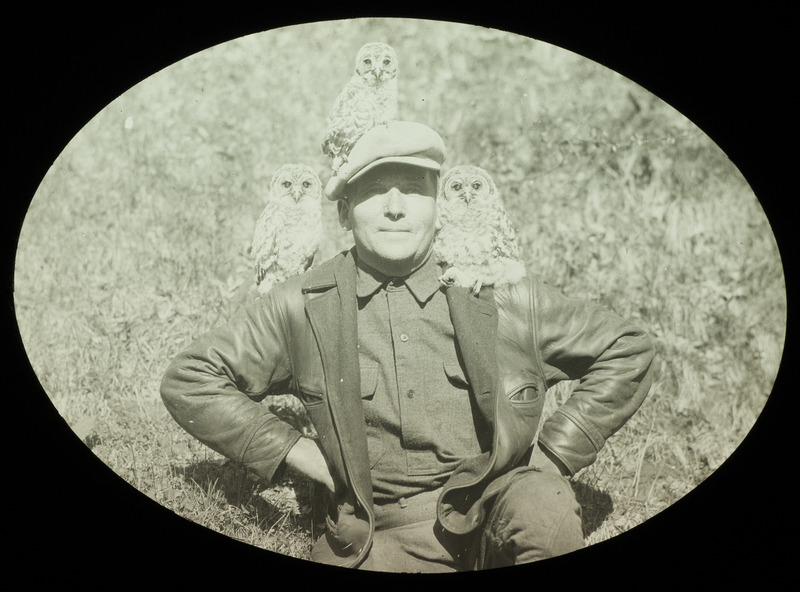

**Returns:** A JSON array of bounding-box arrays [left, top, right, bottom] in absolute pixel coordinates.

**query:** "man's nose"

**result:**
[[384, 188, 407, 220]]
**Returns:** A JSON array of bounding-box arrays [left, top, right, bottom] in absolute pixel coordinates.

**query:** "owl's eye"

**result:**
[[471, 182, 482, 191], [282, 181, 292, 188], [383, 58, 391, 66], [451, 182, 462, 191], [302, 181, 311, 188], [363, 58, 372, 65]]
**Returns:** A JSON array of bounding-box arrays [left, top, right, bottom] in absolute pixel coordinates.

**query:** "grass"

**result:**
[[13, 19, 786, 563]]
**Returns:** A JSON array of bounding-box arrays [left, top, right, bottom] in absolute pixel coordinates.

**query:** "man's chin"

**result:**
[[363, 250, 425, 278]]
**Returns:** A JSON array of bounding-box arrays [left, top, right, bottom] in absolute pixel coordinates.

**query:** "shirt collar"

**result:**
[[355, 253, 442, 304]]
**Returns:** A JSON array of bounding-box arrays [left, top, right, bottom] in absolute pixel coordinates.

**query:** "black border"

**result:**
[[10, 6, 792, 585]]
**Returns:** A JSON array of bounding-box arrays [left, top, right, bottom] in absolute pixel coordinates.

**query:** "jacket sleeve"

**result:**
[[533, 278, 656, 476], [160, 289, 302, 482]]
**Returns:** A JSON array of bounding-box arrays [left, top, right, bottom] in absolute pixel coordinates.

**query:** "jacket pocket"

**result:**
[[506, 378, 543, 421], [508, 382, 541, 405]]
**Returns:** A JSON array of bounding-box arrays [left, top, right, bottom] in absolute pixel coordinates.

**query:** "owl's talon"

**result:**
[[438, 266, 463, 287], [438, 272, 456, 288]]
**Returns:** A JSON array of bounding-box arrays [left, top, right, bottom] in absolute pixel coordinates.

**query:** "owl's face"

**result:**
[[270, 164, 322, 204], [440, 166, 496, 205], [354, 42, 397, 83]]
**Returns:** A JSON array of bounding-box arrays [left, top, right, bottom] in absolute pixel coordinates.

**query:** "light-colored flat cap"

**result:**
[[325, 121, 446, 200]]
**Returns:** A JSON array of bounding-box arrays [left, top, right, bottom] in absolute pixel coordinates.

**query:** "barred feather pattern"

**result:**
[[251, 164, 323, 296], [321, 42, 399, 173], [433, 165, 526, 294]]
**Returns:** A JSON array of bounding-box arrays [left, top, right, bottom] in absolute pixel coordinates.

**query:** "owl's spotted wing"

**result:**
[[322, 80, 379, 168], [251, 202, 282, 285], [485, 204, 526, 287], [490, 206, 522, 260]]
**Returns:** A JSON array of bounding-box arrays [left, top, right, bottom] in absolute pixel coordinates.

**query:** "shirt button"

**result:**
[[406, 390, 415, 398], [400, 333, 409, 342]]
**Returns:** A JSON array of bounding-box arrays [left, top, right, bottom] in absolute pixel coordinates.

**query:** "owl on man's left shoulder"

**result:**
[[433, 165, 526, 295]]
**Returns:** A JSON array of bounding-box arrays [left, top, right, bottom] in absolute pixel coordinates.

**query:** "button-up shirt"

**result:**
[[355, 255, 488, 503]]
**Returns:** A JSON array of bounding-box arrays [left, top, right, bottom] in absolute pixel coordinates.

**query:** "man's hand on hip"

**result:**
[[285, 437, 335, 494]]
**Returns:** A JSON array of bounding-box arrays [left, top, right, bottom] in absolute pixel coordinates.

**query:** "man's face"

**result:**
[[339, 163, 438, 278]]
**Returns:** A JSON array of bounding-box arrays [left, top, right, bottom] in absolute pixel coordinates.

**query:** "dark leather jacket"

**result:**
[[161, 249, 654, 567]]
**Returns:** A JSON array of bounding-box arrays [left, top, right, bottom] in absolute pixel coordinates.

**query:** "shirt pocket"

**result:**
[[443, 362, 470, 389], [359, 365, 384, 468], [360, 365, 378, 400], [295, 377, 325, 408], [439, 361, 485, 456]]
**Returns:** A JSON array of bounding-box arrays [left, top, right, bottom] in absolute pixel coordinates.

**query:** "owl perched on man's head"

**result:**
[[321, 42, 399, 173], [251, 164, 323, 296], [433, 165, 527, 295]]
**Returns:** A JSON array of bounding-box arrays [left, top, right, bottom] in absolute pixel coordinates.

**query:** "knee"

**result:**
[[485, 469, 584, 563], [505, 469, 581, 524]]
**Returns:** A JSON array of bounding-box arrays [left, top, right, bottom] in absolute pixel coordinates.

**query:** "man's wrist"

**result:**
[[529, 443, 570, 476]]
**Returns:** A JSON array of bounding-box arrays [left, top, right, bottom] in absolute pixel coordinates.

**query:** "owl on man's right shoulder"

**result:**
[[251, 163, 323, 297]]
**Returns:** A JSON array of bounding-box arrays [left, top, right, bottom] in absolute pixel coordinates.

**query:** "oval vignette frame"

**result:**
[[12, 16, 789, 579]]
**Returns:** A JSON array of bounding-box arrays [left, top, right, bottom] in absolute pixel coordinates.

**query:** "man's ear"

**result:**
[[337, 199, 351, 230]]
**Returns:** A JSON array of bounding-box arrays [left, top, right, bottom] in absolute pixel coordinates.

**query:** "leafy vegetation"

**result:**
[[14, 19, 785, 561]]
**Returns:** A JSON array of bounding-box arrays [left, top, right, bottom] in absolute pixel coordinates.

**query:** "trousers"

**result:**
[[311, 466, 585, 572]]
